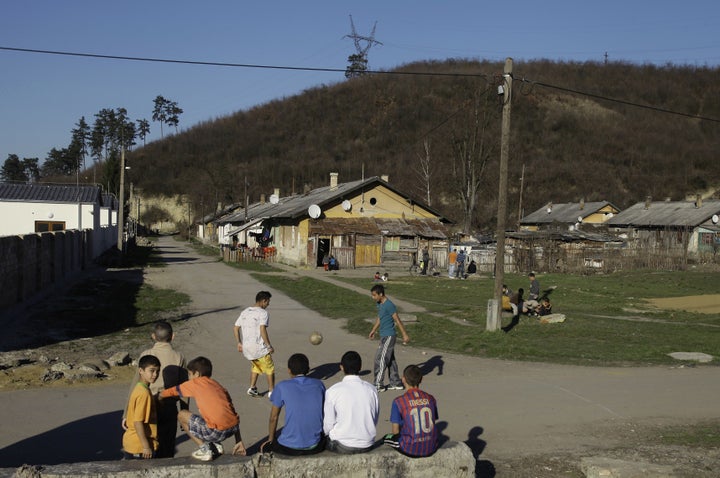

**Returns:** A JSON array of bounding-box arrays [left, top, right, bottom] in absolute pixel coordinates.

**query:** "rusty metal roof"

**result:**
[[506, 229, 622, 243], [308, 217, 448, 239], [606, 200, 720, 228], [0, 182, 105, 205]]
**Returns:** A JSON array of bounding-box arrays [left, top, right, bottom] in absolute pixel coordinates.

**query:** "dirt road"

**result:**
[[2, 237, 719, 476]]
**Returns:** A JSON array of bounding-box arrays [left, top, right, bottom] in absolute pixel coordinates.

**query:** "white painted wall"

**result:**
[[0, 201, 97, 236]]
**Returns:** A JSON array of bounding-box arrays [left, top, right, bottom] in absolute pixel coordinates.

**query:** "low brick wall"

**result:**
[[9, 441, 474, 478]]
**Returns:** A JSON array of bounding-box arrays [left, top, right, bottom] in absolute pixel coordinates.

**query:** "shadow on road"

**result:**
[[0, 410, 124, 467], [464, 425, 495, 477], [308, 362, 341, 380], [417, 355, 444, 376]]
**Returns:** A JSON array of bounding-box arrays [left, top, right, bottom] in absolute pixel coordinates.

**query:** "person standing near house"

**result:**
[[447, 249, 458, 278], [369, 284, 410, 392], [455, 249, 467, 278], [421, 248, 430, 275]]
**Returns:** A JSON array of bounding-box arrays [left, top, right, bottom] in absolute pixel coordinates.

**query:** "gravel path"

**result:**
[[2, 236, 720, 476]]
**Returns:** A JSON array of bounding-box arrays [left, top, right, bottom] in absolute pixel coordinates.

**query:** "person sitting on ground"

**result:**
[[524, 272, 541, 312], [383, 364, 439, 457], [501, 284, 518, 316], [537, 297, 552, 317], [323, 351, 379, 454], [122, 355, 161, 459], [122, 320, 187, 459], [381, 272, 389, 282], [261, 353, 326, 455], [159, 356, 246, 461], [466, 260, 477, 275], [374, 271, 382, 281], [328, 255, 339, 270]]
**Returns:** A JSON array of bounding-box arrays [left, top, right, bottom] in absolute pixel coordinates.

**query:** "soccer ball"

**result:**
[[309, 331, 323, 345]]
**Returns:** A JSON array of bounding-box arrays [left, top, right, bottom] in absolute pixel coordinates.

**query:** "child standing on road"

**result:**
[[122, 355, 161, 459], [383, 364, 439, 457], [234, 291, 275, 398], [159, 356, 246, 461], [122, 321, 187, 458]]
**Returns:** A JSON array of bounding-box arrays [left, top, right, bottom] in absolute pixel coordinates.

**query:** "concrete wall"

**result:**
[[9, 441, 474, 478], [0, 229, 105, 309]]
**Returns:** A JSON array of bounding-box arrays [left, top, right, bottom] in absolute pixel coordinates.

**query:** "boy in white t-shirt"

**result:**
[[233, 291, 275, 398]]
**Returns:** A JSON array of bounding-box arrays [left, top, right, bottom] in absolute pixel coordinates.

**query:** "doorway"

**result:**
[[316, 238, 330, 267]]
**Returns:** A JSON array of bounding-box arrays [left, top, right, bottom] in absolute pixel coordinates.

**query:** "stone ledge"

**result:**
[[9, 441, 474, 478]]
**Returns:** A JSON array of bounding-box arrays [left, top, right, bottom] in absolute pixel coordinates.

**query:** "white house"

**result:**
[[0, 182, 118, 255]]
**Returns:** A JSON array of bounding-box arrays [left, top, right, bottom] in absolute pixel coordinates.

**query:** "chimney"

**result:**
[[644, 196, 652, 209], [330, 172, 339, 191], [274, 187, 280, 198], [381, 174, 389, 183], [696, 194, 702, 208], [216, 202, 222, 212], [260, 193, 266, 204], [579, 198, 585, 210], [546, 202, 553, 214]]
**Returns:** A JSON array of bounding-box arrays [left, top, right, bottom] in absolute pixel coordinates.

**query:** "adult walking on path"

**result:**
[[2, 236, 720, 475]]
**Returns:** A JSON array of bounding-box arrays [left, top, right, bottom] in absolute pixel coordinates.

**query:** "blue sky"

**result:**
[[2, 1, 719, 165]]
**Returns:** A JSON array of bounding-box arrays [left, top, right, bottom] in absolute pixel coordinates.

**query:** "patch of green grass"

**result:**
[[657, 422, 720, 448], [250, 274, 370, 321], [249, 270, 720, 366]]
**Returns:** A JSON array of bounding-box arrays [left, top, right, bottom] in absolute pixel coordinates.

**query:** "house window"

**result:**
[[384, 237, 400, 251], [700, 233, 714, 245], [35, 221, 66, 232]]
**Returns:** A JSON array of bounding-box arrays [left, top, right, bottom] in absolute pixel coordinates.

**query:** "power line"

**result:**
[[518, 77, 720, 123], [0, 45, 486, 79], [3, 45, 720, 123]]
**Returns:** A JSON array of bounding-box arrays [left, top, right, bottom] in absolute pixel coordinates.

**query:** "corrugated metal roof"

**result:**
[[0, 182, 104, 205], [308, 217, 448, 239], [521, 201, 618, 224], [606, 200, 720, 228], [507, 229, 622, 243], [215, 176, 450, 225]]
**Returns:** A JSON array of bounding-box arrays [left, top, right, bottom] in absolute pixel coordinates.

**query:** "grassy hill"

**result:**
[[128, 59, 720, 231]]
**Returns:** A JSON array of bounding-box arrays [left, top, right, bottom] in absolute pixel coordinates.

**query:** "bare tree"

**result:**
[[451, 88, 498, 233], [416, 139, 433, 205]]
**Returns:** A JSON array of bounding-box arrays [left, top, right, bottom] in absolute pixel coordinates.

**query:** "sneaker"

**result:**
[[212, 442, 224, 455], [387, 384, 405, 391], [247, 387, 259, 397], [192, 444, 215, 461], [376, 384, 386, 392]]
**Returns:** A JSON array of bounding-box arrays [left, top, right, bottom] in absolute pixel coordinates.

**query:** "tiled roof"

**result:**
[[0, 182, 104, 205]]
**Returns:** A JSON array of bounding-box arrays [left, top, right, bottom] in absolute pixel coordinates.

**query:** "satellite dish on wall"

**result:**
[[577, 216, 583, 223], [713, 214, 719, 224], [269, 194, 279, 204], [308, 204, 322, 219], [341, 200, 352, 211]]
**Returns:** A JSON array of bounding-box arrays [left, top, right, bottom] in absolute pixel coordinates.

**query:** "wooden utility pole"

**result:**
[[489, 58, 513, 331], [117, 146, 126, 252], [517, 163, 525, 228]]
